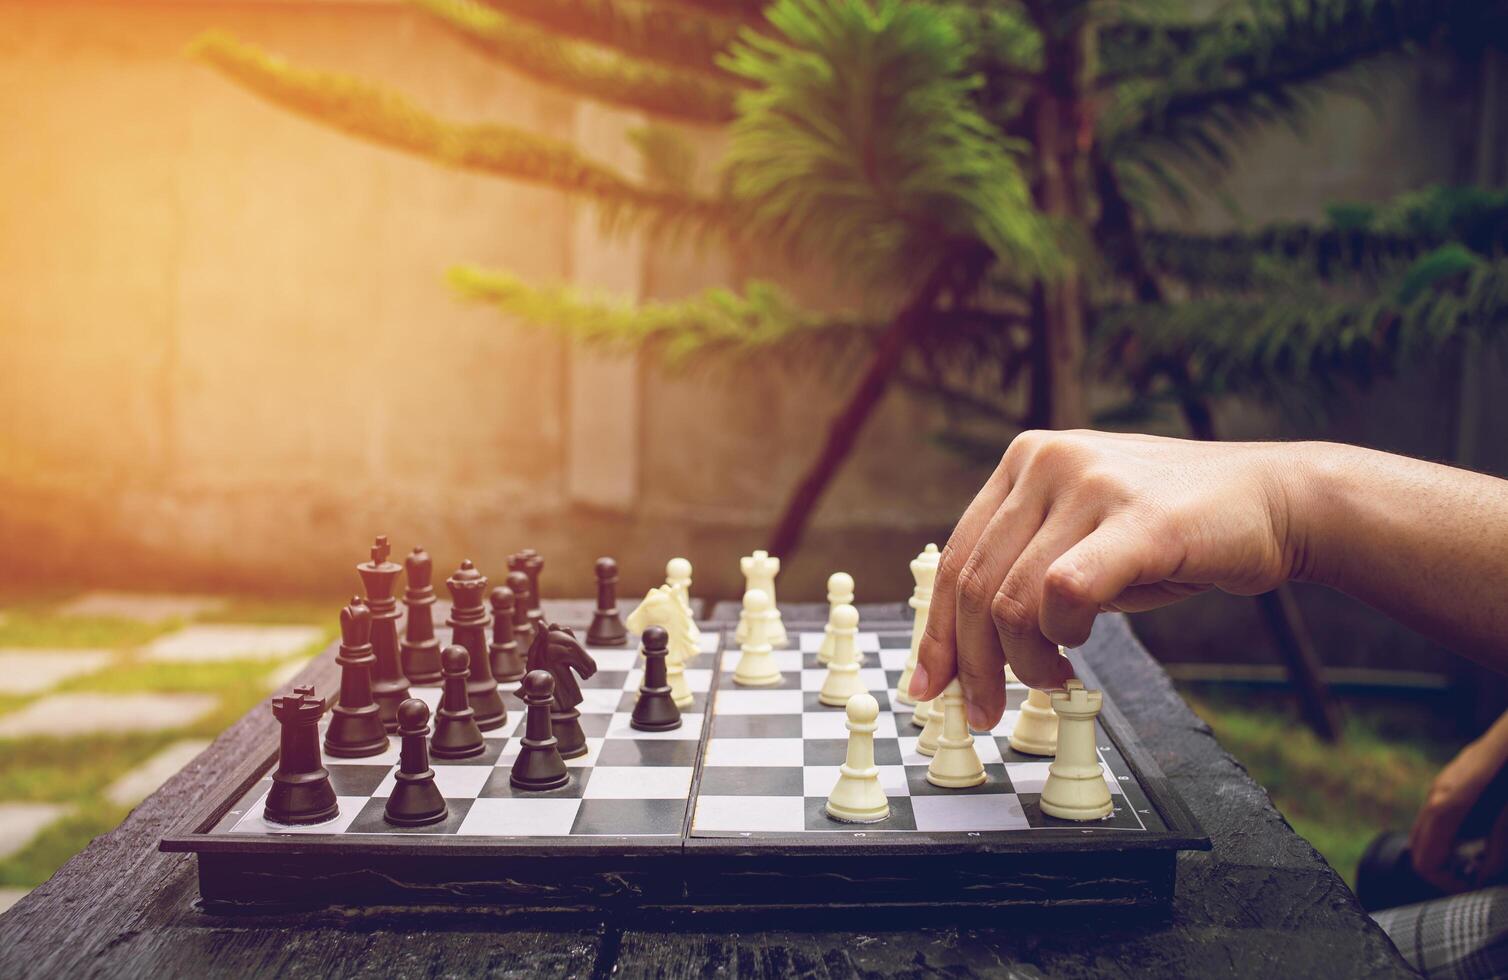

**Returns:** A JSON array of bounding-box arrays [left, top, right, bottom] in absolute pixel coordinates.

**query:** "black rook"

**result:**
[[264, 686, 339, 825]]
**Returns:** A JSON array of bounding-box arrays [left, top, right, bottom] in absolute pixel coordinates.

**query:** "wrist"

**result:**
[[1272, 441, 1356, 589]]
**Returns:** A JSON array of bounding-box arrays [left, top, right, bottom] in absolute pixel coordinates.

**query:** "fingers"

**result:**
[[1102, 582, 1212, 613], [1475, 808, 1508, 887], [1039, 517, 1181, 648], [1411, 799, 1470, 889]]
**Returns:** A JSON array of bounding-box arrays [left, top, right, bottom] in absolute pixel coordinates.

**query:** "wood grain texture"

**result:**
[[0, 606, 1411, 978]]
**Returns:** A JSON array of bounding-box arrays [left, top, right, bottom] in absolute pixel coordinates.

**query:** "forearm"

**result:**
[[1293, 442, 1508, 671]]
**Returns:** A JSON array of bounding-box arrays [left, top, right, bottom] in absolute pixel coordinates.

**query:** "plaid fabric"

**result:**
[[1373, 885, 1508, 978]]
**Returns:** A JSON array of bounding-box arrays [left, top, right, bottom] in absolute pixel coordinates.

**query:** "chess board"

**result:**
[[163, 619, 1208, 911]]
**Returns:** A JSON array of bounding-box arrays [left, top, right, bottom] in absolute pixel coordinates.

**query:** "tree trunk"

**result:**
[[766, 247, 990, 560]]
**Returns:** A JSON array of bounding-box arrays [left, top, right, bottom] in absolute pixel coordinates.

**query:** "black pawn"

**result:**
[[506, 569, 535, 649], [587, 557, 629, 646], [631, 626, 681, 732], [431, 645, 485, 760], [385, 699, 448, 827], [324, 598, 390, 758], [265, 686, 339, 825], [359, 535, 410, 732], [401, 546, 443, 684], [489, 587, 526, 683], [511, 550, 545, 634], [511, 670, 569, 791]]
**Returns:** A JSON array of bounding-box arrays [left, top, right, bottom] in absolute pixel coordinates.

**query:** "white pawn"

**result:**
[[895, 543, 939, 707], [1004, 661, 1019, 685], [818, 604, 864, 706], [732, 589, 782, 687], [1009, 688, 1058, 756], [911, 693, 932, 730], [736, 550, 788, 648], [1040, 679, 1113, 821], [926, 678, 985, 788], [817, 572, 856, 666], [826, 692, 889, 823], [916, 688, 944, 756], [665, 557, 701, 653]]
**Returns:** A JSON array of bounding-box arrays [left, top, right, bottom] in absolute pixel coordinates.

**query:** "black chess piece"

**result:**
[[359, 535, 410, 732], [431, 645, 485, 760], [526, 622, 598, 759], [488, 586, 526, 683], [401, 546, 442, 684], [631, 626, 682, 732], [506, 569, 535, 650], [384, 698, 448, 827], [445, 560, 507, 732], [324, 598, 390, 758], [510, 670, 569, 791], [265, 686, 339, 825], [511, 550, 545, 633], [587, 557, 629, 646]]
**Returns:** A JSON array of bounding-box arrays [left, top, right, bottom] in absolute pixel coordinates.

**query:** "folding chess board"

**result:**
[[162, 620, 1208, 912]]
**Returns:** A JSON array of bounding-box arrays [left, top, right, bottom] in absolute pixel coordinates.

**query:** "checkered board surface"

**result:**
[[208, 631, 723, 840], [690, 628, 1166, 838]]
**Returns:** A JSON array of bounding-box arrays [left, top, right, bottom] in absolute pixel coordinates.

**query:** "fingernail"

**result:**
[[908, 663, 929, 698], [967, 702, 989, 731]]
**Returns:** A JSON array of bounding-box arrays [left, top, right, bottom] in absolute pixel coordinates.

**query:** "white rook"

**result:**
[[1040, 679, 1113, 821], [736, 551, 787, 648]]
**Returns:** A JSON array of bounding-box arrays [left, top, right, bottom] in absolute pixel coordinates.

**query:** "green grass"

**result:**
[[1183, 686, 1464, 889], [0, 608, 175, 650]]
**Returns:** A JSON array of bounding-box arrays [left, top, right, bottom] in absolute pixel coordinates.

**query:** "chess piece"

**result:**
[[358, 535, 410, 732], [264, 686, 338, 825], [896, 543, 939, 706], [631, 626, 681, 731], [625, 586, 695, 709], [384, 699, 448, 827], [1009, 688, 1059, 756], [732, 589, 782, 687], [511, 670, 570, 791], [445, 560, 506, 731], [826, 693, 889, 823], [587, 557, 629, 646], [506, 569, 535, 650], [510, 549, 545, 634], [818, 604, 864, 707], [400, 545, 443, 684], [431, 645, 485, 760], [324, 598, 389, 758], [488, 587, 526, 683], [926, 678, 986, 788], [1040, 680, 1113, 821], [916, 688, 944, 757], [912, 695, 933, 730], [736, 550, 787, 647], [1005, 661, 1019, 685], [817, 572, 855, 666], [664, 557, 701, 648], [526, 622, 598, 759]]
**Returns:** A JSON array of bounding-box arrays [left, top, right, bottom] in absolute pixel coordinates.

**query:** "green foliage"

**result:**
[[472, 0, 745, 76], [719, 0, 1054, 288], [411, 0, 738, 123], [448, 266, 877, 370]]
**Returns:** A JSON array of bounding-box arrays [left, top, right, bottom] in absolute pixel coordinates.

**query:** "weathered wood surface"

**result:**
[[0, 606, 1411, 978]]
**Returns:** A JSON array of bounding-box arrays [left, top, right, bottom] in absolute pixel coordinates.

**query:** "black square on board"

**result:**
[[596, 739, 699, 767], [697, 766, 804, 797], [905, 763, 1013, 797], [478, 766, 591, 799], [579, 670, 630, 690], [805, 738, 903, 766], [709, 714, 803, 739], [571, 798, 685, 836], [802, 794, 916, 832], [326, 764, 393, 796], [878, 634, 910, 648], [346, 797, 475, 835], [615, 691, 708, 714]]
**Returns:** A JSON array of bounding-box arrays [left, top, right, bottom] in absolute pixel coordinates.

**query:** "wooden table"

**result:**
[[0, 604, 1413, 978]]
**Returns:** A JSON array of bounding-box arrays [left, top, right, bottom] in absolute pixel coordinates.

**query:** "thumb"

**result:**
[[1040, 518, 1175, 649]]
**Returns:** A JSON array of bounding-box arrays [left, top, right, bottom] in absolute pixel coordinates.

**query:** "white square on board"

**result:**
[[604, 713, 704, 740], [704, 737, 805, 767], [373, 764, 490, 800], [233, 794, 365, 835], [799, 667, 889, 693], [459, 798, 582, 836], [580, 689, 626, 714], [878, 649, 911, 671], [911, 794, 1029, 832], [591, 649, 640, 671], [802, 710, 897, 740], [802, 764, 908, 798], [583, 766, 693, 799], [694, 795, 805, 833], [1004, 761, 1121, 795], [713, 689, 803, 715]]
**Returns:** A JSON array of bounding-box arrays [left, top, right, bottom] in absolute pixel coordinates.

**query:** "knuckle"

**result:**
[[1043, 562, 1092, 607], [990, 588, 1036, 640], [955, 555, 996, 618]]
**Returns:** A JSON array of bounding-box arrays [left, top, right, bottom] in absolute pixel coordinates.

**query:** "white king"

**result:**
[[895, 543, 939, 707]]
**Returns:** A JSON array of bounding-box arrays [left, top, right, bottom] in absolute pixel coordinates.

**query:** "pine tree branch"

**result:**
[[447, 266, 878, 370], [643, 0, 768, 25], [473, 0, 744, 77], [1141, 225, 1437, 290], [410, 0, 738, 124], [189, 32, 723, 231]]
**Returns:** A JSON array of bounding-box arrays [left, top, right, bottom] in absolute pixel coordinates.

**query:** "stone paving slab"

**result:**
[[105, 740, 212, 808], [142, 625, 323, 663], [264, 656, 314, 693], [0, 693, 219, 739], [0, 803, 68, 860], [0, 650, 114, 696], [56, 593, 227, 623], [0, 887, 28, 914]]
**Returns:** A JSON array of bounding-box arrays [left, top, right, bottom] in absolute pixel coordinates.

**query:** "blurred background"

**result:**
[[3, 0, 1508, 909]]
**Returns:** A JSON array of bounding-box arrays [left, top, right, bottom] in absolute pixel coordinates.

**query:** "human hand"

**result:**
[[910, 430, 1306, 728], [1411, 733, 1508, 892]]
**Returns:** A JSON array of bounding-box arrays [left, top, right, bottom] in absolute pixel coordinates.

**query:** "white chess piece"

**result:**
[[916, 688, 944, 756], [664, 557, 701, 650], [817, 572, 855, 666], [1040, 680, 1113, 821], [818, 604, 864, 706], [911, 693, 932, 730], [826, 692, 889, 823], [736, 550, 787, 648], [732, 589, 782, 687], [895, 543, 939, 707], [926, 678, 986, 788], [1008, 688, 1058, 756], [1004, 661, 1019, 685], [625, 586, 695, 708]]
